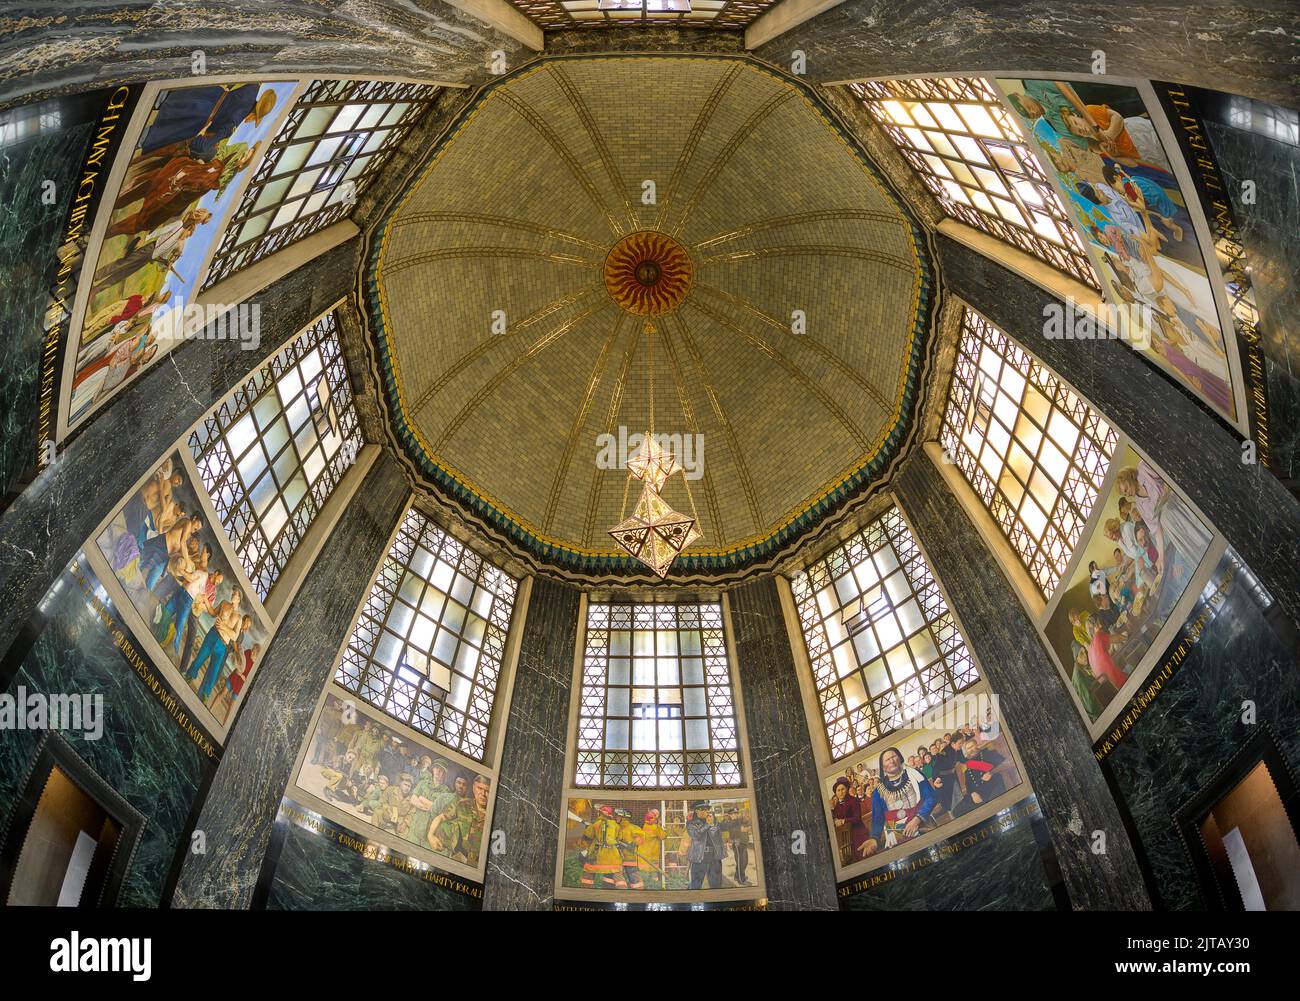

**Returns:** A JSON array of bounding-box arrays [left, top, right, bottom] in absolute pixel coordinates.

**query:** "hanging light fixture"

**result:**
[[606, 319, 702, 578], [602, 232, 701, 578]]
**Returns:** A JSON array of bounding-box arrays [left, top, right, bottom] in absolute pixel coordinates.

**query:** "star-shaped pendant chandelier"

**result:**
[[603, 232, 701, 578], [608, 481, 703, 579]]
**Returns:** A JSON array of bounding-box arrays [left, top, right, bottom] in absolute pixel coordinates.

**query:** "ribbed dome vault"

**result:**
[[364, 54, 936, 579]]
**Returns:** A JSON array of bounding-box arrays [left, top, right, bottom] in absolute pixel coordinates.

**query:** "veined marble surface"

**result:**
[[751, 1, 1300, 108], [0, 556, 210, 907], [0, 1, 527, 109], [1105, 548, 1300, 910], [172, 453, 410, 909], [839, 795, 1058, 911], [0, 91, 107, 505], [896, 451, 1151, 909], [264, 808, 481, 911], [481, 576, 579, 910]]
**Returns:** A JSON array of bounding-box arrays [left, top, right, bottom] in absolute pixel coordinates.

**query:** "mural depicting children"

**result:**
[[1044, 446, 1213, 725], [96, 452, 268, 730], [998, 78, 1239, 425]]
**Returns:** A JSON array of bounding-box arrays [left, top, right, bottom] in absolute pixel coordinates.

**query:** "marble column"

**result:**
[[894, 451, 1151, 910], [752, 2, 1299, 108], [0, 238, 361, 666], [172, 452, 409, 908], [482, 576, 581, 910], [938, 234, 1300, 627], [729, 576, 839, 911]]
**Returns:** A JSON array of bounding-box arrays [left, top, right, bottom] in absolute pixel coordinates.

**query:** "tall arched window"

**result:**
[[332, 507, 520, 762], [576, 599, 740, 789], [790, 505, 980, 760], [939, 307, 1118, 595]]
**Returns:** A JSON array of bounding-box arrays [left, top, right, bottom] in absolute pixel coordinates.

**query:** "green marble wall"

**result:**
[[837, 795, 1059, 911], [263, 811, 481, 912], [1103, 548, 1300, 910], [0, 556, 212, 906], [0, 91, 112, 505]]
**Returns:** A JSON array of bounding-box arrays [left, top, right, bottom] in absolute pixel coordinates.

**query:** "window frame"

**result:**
[[847, 76, 1100, 290], [188, 308, 363, 603], [331, 505, 522, 764], [201, 78, 441, 289], [938, 306, 1119, 597], [573, 594, 745, 791], [788, 502, 983, 763]]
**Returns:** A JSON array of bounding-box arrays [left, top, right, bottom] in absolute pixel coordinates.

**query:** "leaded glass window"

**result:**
[[506, 0, 777, 28], [202, 79, 440, 287], [791, 506, 980, 760], [939, 308, 1118, 595], [189, 311, 361, 601], [576, 600, 741, 789], [334, 509, 519, 762], [848, 77, 1099, 289]]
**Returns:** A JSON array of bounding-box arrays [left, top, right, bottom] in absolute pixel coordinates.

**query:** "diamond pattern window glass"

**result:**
[[188, 311, 361, 601], [333, 509, 519, 762], [940, 308, 1119, 595], [202, 79, 440, 288], [791, 506, 980, 761], [848, 77, 1100, 289], [576, 600, 741, 789], [506, 0, 778, 28]]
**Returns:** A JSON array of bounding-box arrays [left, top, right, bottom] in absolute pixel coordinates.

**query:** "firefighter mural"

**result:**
[[563, 797, 755, 891]]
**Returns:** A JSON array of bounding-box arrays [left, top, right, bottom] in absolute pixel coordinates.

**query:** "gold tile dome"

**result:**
[[365, 54, 936, 578]]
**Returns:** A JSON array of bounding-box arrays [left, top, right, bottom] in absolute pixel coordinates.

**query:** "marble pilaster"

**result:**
[[894, 451, 1151, 910], [171, 452, 410, 909]]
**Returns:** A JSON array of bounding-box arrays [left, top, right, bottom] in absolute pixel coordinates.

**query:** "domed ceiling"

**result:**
[[364, 54, 936, 579]]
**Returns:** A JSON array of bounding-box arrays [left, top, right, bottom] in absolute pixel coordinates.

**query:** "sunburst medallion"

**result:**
[[603, 230, 693, 316]]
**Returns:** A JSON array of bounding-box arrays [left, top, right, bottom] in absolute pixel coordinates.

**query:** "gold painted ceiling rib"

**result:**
[[693, 208, 908, 249], [408, 283, 604, 420], [581, 323, 641, 547], [659, 318, 725, 542], [546, 64, 639, 233], [496, 86, 626, 238], [652, 63, 743, 233], [391, 211, 606, 251], [697, 243, 914, 275], [686, 296, 873, 454], [668, 311, 763, 532], [384, 245, 599, 277], [694, 281, 893, 415], [434, 298, 615, 451], [543, 312, 627, 533], [668, 89, 794, 239]]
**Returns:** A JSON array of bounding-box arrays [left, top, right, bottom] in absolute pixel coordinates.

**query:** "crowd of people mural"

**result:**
[[296, 694, 491, 869], [827, 715, 1023, 869], [68, 81, 294, 428], [1043, 445, 1213, 725], [997, 78, 1237, 423], [562, 797, 756, 892], [96, 451, 267, 729]]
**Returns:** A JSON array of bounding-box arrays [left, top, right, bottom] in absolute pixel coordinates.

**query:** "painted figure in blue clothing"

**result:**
[[187, 590, 245, 703], [870, 746, 940, 851], [140, 83, 278, 160]]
